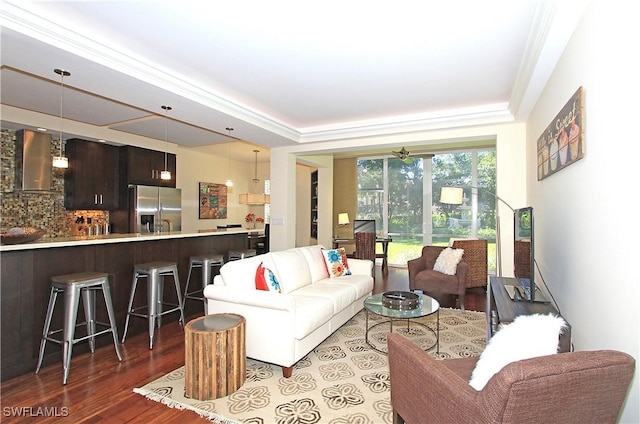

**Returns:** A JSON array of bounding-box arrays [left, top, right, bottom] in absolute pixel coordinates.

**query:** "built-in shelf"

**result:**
[[311, 170, 318, 239]]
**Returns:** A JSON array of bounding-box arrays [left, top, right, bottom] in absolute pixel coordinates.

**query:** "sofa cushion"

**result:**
[[220, 254, 269, 290], [290, 295, 335, 339], [298, 244, 329, 283], [294, 282, 357, 314], [469, 313, 567, 390], [322, 247, 352, 278], [269, 248, 313, 294], [329, 274, 374, 299], [434, 247, 464, 275], [255, 262, 281, 293]]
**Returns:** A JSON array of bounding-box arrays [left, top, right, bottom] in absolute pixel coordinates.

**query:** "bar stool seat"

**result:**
[[228, 249, 257, 261], [184, 254, 224, 314], [35, 272, 122, 385], [121, 261, 185, 349]]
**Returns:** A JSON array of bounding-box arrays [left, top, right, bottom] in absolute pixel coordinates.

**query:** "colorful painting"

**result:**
[[199, 182, 227, 219], [537, 86, 584, 180]]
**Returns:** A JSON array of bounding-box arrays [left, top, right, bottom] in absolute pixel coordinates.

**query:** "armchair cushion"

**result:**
[[408, 245, 469, 310], [434, 247, 465, 275], [469, 313, 567, 390]]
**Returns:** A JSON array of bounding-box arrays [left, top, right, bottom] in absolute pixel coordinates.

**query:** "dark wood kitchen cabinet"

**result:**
[[64, 138, 120, 210], [120, 145, 176, 188]]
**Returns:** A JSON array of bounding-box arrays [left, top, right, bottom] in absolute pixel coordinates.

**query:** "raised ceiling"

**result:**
[[0, 1, 586, 162]]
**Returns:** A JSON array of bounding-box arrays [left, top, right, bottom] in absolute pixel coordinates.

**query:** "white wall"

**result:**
[[527, 2, 639, 421], [176, 147, 268, 232]]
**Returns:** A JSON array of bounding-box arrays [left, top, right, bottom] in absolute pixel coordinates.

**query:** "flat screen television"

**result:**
[[512, 207, 549, 303]]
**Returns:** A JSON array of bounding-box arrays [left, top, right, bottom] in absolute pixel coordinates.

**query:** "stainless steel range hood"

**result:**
[[14, 129, 53, 192]]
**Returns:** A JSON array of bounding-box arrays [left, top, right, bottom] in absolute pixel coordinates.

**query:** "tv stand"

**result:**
[[489, 276, 571, 352], [503, 284, 550, 303]]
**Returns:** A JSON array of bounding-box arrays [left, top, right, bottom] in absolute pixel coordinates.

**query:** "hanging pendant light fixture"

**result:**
[[239, 149, 270, 205], [160, 105, 172, 181], [225, 127, 234, 187], [52, 68, 70, 169]]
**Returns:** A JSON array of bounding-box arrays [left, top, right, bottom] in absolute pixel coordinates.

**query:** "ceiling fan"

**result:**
[[392, 146, 413, 164]]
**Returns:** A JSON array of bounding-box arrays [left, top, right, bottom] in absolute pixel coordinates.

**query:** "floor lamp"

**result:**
[[440, 186, 515, 277]]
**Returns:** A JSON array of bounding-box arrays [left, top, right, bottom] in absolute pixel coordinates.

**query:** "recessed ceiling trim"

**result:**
[[2, 1, 302, 143], [299, 104, 513, 143]]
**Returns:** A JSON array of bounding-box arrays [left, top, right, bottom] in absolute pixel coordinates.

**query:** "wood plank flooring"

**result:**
[[0, 265, 487, 423]]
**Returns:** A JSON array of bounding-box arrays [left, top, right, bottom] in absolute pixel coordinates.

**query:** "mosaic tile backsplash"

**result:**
[[1, 129, 109, 238]]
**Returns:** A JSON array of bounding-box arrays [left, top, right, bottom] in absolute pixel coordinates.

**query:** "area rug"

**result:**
[[134, 308, 486, 423]]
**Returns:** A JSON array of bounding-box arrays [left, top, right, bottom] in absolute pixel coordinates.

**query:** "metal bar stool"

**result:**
[[184, 254, 224, 314], [121, 261, 185, 349], [228, 249, 257, 261], [35, 272, 122, 385]]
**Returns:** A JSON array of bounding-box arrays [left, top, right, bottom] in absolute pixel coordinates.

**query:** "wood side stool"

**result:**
[[185, 313, 246, 400]]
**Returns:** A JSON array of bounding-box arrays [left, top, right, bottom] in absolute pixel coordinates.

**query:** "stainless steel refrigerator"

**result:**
[[130, 185, 182, 233]]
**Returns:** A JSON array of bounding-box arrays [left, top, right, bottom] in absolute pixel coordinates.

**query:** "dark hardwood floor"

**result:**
[[0, 265, 486, 423]]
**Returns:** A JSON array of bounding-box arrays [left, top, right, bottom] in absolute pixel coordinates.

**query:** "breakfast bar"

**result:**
[[0, 229, 251, 381]]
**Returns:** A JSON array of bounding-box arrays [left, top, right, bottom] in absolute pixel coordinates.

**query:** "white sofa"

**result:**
[[203, 244, 374, 377]]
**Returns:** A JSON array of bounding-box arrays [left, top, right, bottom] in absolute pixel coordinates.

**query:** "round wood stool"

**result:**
[[185, 313, 246, 400]]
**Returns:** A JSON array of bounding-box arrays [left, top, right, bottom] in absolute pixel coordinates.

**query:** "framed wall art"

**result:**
[[199, 182, 227, 219], [537, 86, 584, 180]]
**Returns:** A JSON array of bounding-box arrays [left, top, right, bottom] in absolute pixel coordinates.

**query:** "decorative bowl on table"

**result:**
[[0, 227, 46, 245], [382, 291, 420, 310]]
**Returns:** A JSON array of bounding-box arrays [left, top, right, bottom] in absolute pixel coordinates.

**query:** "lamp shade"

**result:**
[[52, 155, 69, 169], [239, 193, 270, 205], [440, 187, 464, 205], [338, 213, 350, 225]]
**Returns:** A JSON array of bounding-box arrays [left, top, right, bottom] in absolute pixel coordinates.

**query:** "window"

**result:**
[[357, 149, 496, 270]]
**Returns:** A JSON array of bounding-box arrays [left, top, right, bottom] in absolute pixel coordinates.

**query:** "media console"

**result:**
[[488, 276, 571, 353]]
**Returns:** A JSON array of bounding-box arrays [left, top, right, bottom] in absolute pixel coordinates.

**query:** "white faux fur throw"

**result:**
[[469, 313, 567, 390]]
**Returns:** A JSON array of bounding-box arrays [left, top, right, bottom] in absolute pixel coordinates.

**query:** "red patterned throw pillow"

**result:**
[[255, 262, 281, 292]]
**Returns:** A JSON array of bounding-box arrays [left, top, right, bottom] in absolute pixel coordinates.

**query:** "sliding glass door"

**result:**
[[357, 149, 496, 270]]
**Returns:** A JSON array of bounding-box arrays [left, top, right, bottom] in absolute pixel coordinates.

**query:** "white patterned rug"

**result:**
[[134, 308, 487, 423]]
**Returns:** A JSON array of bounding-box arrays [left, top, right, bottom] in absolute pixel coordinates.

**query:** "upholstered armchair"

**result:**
[[407, 245, 469, 310], [388, 333, 636, 424]]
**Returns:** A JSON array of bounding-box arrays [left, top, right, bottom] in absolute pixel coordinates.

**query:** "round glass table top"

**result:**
[[364, 292, 440, 319]]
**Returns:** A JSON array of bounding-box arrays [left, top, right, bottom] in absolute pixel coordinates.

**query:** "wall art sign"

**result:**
[[537, 86, 584, 180], [199, 182, 227, 219]]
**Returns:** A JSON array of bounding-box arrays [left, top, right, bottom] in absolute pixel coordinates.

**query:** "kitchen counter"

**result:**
[[0, 228, 259, 251], [1, 229, 255, 382]]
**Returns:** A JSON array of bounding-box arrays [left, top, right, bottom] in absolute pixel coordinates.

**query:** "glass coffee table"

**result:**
[[363, 291, 440, 354]]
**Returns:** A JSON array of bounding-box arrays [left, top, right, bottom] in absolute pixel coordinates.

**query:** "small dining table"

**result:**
[[333, 237, 393, 273]]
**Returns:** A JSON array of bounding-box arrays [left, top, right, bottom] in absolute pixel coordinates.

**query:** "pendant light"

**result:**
[[52, 68, 70, 169], [225, 127, 234, 187], [239, 149, 270, 205], [160, 105, 172, 181]]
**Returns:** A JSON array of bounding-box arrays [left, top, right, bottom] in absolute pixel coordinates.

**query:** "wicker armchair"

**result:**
[[407, 245, 469, 310], [451, 239, 488, 289], [388, 333, 636, 424]]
